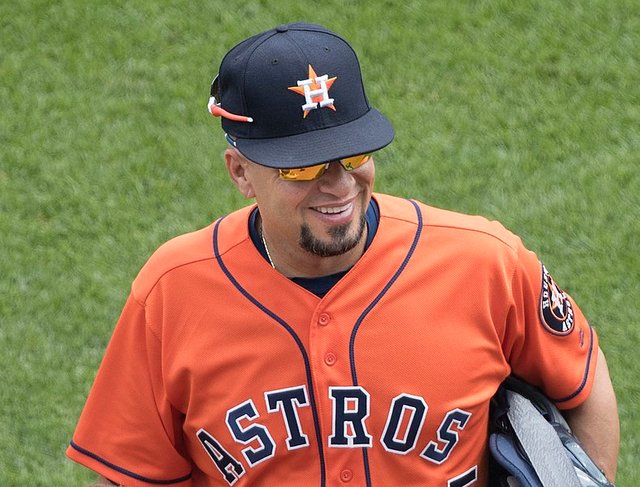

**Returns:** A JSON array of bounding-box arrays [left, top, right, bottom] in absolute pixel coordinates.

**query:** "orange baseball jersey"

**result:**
[[67, 193, 598, 486]]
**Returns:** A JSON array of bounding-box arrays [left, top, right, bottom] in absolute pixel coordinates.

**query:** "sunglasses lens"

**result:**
[[210, 75, 219, 98], [340, 153, 371, 170], [278, 154, 371, 181], [279, 164, 328, 181]]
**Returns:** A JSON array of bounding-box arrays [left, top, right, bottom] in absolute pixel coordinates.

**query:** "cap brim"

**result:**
[[233, 108, 394, 168]]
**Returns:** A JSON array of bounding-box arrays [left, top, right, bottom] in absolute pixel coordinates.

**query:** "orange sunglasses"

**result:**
[[225, 133, 371, 181], [278, 154, 372, 181]]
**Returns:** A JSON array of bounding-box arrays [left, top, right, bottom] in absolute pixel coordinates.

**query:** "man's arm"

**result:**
[[89, 477, 119, 486], [564, 347, 620, 483]]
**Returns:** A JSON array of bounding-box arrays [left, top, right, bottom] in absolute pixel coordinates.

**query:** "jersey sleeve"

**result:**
[[500, 241, 599, 410], [66, 293, 192, 486]]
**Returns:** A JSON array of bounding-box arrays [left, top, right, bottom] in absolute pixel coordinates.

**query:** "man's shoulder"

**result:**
[[131, 223, 217, 302], [422, 205, 521, 252], [375, 193, 521, 252], [131, 206, 254, 303]]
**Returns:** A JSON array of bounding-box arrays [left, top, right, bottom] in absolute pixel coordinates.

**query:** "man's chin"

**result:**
[[299, 219, 366, 258]]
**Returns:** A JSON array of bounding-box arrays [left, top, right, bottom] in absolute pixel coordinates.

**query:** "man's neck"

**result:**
[[249, 199, 379, 280], [264, 229, 368, 279]]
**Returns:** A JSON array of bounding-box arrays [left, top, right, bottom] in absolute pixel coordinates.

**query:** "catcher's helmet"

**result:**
[[489, 376, 614, 487]]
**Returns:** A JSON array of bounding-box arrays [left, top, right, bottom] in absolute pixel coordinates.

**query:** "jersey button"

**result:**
[[340, 469, 353, 482], [318, 313, 331, 326], [324, 352, 337, 366]]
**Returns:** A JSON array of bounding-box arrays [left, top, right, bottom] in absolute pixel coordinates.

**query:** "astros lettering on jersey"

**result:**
[[67, 194, 598, 486]]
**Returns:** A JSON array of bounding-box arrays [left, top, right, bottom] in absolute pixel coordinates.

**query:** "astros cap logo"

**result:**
[[288, 65, 337, 118]]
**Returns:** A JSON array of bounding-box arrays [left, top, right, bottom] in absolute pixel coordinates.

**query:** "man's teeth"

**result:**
[[316, 204, 350, 214]]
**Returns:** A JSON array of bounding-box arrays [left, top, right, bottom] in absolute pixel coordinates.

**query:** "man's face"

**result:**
[[229, 149, 375, 262]]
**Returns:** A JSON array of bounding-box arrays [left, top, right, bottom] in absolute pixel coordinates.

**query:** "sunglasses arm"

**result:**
[[208, 97, 253, 123]]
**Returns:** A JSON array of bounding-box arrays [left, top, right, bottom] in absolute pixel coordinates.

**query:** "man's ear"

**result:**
[[225, 148, 256, 199]]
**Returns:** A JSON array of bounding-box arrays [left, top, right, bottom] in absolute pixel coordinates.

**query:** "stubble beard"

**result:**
[[299, 213, 367, 258]]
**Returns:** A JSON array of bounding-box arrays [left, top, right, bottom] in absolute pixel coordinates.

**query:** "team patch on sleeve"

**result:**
[[539, 265, 575, 335]]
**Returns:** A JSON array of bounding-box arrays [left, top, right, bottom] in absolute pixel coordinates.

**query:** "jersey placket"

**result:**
[[309, 301, 371, 487]]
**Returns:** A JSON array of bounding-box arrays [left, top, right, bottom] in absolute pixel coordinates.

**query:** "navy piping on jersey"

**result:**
[[212, 217, 327, 487], [551, 324, 595, 404], [69, 441, 192, 484], [347, 199, 423, 487]]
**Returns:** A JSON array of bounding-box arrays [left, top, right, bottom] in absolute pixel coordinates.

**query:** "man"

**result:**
[[67, 23, 619, 486]]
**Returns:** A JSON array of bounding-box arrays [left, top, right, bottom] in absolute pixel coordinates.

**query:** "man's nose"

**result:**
[[317, 162, 352, 194]]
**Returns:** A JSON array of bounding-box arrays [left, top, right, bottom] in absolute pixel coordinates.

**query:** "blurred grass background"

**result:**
[[1, 0, 638, 484]]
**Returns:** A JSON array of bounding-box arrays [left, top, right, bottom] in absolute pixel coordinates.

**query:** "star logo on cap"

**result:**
[[288, 65, 337, 118]]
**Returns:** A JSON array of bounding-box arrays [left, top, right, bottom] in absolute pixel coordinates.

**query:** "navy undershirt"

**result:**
[[248, 199, 380, 297]]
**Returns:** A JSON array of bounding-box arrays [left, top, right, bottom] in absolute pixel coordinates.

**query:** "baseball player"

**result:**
[[67, 23, 619, 486]]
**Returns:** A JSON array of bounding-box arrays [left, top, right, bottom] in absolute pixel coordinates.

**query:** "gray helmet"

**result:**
[[489, 376, 614, 487]]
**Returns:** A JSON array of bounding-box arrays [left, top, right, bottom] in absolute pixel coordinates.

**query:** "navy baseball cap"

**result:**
[[208, 22, 394, 169]]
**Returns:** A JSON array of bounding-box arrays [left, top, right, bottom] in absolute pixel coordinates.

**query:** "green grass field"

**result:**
[[2, 1, 638, 484]]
